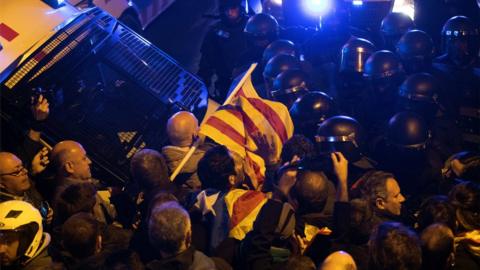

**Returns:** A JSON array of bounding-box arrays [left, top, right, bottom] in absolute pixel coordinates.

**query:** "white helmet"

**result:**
[[0, 200, 43, 261]]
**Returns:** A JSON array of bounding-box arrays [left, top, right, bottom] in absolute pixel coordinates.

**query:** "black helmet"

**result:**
[[263, 54, 301, 81], [386, 111, 430, 149], [381, 12, 415, 37], [396, 30, 434, 73], [396, 73, 443, 118], [316, 115, 362, 148], [340, 38, 376, 73], [244, 13, 279, 41], [364, 50, 404, 79], [398, 73, 440, 103], [271, 69, 309, 108], [290, 91, 335, 131], [441, 16, 480, 65], [262, 39, 297, 64], [380, 12, 414, 51]]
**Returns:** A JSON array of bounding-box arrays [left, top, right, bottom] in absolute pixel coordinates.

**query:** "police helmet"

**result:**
[[262, 39, 296, 64], [386, 111, 430, 149], [316, 115, 362, 148], [263, 54, 302, 81], [244, 13, 279, 41], [364, 50, 404, 80], [381, 12, 415, 37], [340, 38, 376, 73], [290, 91, 335, 127], [396, 30, 434, 65]]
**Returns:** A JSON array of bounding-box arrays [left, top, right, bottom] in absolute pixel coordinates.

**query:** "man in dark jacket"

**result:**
[[146, 201, 231, 270]]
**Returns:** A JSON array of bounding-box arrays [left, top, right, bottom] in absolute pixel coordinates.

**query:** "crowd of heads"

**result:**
[[1, 1, 480, 270]]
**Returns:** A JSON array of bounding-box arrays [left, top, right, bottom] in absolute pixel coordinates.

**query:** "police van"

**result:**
[[0, 0, 207, 183], [67, 0, 176, 32]]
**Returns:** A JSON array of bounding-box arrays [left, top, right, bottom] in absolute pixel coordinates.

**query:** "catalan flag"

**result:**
[[199, 64, 294, 186]]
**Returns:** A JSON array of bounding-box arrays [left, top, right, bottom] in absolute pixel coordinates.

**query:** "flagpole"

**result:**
[[223, 63, 257, 105], [169, 63, 258, 182]]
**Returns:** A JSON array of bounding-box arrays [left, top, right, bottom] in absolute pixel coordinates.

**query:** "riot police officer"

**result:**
[[272, 69, 310, 109], [262, 39, 297, 65], [198, 0, 248, 102], [290, 91, 336, 140], [380, 12, 415, 52], [263, 54, 302, 98], [316, 115, 377, 185], [337, 38, 376, 124], [433, 16, 480, 151], [396, 30, 435, 74], [363, 50, 406, 139], [372, 111, 438, 196], [233, 13, 280, 89]]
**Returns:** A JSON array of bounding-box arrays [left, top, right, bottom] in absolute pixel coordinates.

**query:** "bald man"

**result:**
[[0, 152, 46, 212], [320, 251, 357, 270], [51, 140, 116, 224], [162, 111, 213, 193]]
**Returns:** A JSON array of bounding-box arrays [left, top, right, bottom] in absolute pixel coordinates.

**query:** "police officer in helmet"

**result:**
[[396, 30, 436, 75], [290, 91, 336, 140], [263, 54, 302, 97], [272, 69, 310, 109], [337, 38, 375, 124], [433, 15, 480, 151], [316, 115, 376, 185], [198, 0, 248, 102], [380, 12, 415, 52], [363, 50, 406, 139]]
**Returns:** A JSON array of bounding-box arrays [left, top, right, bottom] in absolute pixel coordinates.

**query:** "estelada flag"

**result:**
[[199, 63, 294, 187]]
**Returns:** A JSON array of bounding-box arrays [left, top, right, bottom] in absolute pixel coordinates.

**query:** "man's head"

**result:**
[[361, 171, 405, 216], [148, 202, 191, 256], [166, 111, 199, 147], [197, 145, 239, 191], [130, 149, 170, 191], [369, 222, 422, 270], [62, 213, 102, 259], [54, 182, 97, 225], [417, 195, 456, 232], [420, 223, 455, 270], [52, 140, 92, 181], [220, 0, 242, 24], [320, 251, 357, 270], [293, 170, 333, 214], [0, 152, 30, 196], [0, 201, 44, 266]]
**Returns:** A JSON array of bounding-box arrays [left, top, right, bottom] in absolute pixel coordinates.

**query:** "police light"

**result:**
[[302, 0, 331, 17], [271, 0, 283, 5], [352, 0, 363, 6], [392, 0, 414, 20], [42, 0, 65, 9]]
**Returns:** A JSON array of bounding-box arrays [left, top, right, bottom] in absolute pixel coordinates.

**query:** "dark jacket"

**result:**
[[145, 246, 231, 270]]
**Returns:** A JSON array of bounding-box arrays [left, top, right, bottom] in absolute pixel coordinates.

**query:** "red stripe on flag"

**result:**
[[247, 98, 289, 143], [0, 23, 19, 41], [219, 105, 243, 121], [230, 191, 266, 229], [205, 116, 245, 146]]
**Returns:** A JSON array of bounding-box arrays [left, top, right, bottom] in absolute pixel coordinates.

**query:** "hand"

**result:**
[[293, 233, 308, 255], [31, 94, 50, 121], [331, 152, 348, 185], [46, 207, 54, 225], [252, 132, 278, 165], [276, 162, 298, 197], [31, 147, 50, 175]]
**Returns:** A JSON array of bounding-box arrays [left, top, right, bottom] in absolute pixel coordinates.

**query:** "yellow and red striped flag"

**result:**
[[199, 64, 294, 187]]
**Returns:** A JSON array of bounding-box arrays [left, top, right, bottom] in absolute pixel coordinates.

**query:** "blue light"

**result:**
[[302, 0, 331, 17], [352, 0, 363, 6]]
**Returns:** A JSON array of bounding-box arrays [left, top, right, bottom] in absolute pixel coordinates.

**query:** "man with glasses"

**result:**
[[0, 152, 51, 223]]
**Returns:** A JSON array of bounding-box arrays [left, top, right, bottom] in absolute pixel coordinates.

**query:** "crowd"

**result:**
[[1, 0, 479, 269]]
